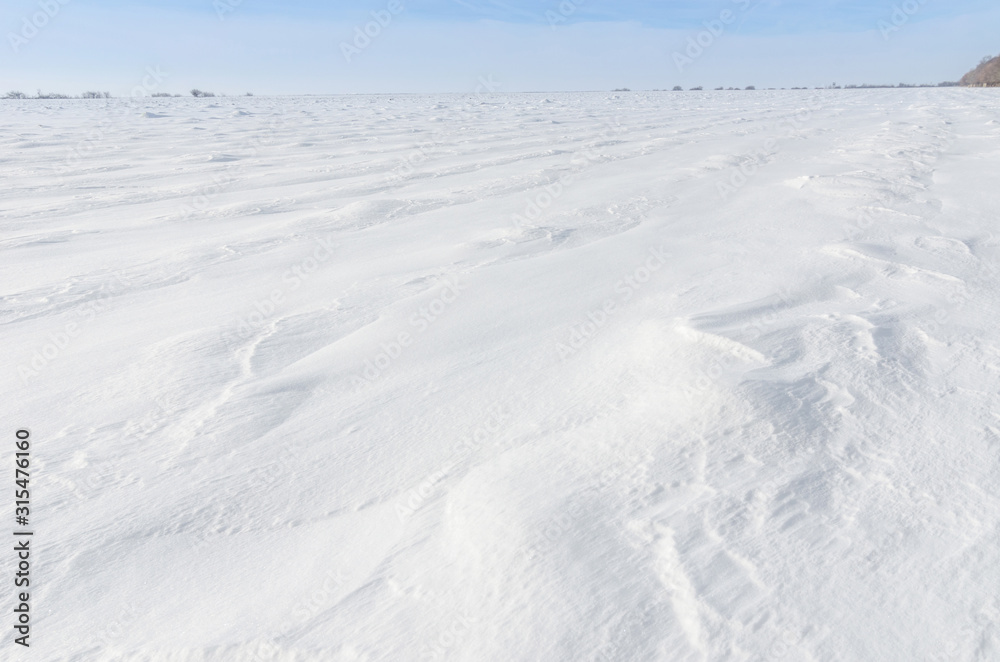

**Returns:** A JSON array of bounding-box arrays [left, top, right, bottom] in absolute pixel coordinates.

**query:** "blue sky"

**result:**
[[2, 1, 998, 94]]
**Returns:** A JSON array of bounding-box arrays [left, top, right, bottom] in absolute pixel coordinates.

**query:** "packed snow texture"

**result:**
[[3, 89, 1000, 661]]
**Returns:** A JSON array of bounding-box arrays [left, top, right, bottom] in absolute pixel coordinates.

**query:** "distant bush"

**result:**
[[191, 89, 216, 98], [672, 85, 683, 91], [612, 88, 630, 92], [690, 86, 703, 91], [151, 92, 174, 97], [714, 87, 724, 91], [36, 90, 69, 99], [4, 91, 28, 99], [245, 92, 253, 96], [81, 91, 110, 99], [745, 86, 756, 90]]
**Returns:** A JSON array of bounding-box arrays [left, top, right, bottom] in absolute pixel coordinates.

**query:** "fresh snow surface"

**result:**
[[3, 89, 1000, 661]]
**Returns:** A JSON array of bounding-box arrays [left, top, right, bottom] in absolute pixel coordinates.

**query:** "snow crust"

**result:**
[[3, 89, 1000, 661]]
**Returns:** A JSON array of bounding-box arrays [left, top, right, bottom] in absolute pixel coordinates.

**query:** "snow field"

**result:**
[[2, 89, 1000, 660]]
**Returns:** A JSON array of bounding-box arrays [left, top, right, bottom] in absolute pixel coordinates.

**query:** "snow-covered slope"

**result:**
[[3, 89, 1000, 661]]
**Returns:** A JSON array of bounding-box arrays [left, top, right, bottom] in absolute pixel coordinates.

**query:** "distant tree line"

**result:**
[[2, 90, 86, 99], [2, 89, 254, 99], [633, 81, 965, 92], [4, 90, 118, 99]]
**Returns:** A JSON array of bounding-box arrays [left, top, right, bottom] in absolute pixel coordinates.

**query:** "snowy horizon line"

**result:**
[[3, 83, 983, 101]]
